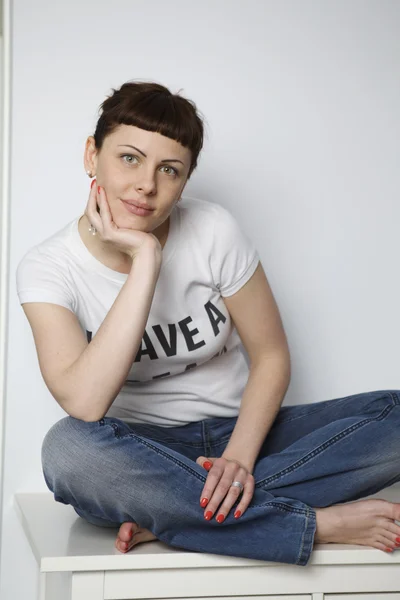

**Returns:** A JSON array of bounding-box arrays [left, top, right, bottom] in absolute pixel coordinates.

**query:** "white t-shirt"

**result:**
[[16, 197, 260, 427]]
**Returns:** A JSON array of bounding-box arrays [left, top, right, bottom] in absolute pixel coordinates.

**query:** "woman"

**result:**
[[16, 81, 400, 565]]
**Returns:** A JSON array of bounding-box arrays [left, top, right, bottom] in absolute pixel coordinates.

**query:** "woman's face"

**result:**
[[85, 124, 192, 232]]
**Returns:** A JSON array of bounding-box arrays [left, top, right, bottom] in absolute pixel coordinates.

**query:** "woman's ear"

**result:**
[[84, 135, 98, 177]]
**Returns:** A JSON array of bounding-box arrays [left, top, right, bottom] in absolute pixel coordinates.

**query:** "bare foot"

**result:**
[[115, 522, 158, 553], [315, 498, 400, 553]]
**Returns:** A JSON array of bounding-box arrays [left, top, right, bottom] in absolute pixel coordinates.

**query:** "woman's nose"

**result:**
[[135, 170, 157, 195]]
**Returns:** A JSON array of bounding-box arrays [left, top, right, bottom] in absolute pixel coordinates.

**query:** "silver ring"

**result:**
[[88, 224, 97, 235], [231, 481, 244, 493]]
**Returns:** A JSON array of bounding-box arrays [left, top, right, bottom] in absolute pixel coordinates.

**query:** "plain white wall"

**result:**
[[1, 0, 400, 597]]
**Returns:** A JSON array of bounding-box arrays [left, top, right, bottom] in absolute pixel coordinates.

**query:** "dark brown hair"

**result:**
[[93, 81, 205, 179]]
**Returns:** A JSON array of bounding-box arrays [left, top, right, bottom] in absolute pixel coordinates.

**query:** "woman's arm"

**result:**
[[221, 261, 291, 470], [23, 246, 161, 422], [196, 261, 290, 521], [222, 352, 290, 472]]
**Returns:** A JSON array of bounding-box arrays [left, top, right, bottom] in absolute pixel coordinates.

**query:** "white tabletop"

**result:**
[[14, 487, 400, 573]]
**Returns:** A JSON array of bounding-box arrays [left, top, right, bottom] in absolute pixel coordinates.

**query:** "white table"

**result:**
[[15, 486, 400, 600]]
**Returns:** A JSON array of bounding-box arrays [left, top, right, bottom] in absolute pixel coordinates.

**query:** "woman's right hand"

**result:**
[[84, 180, 163, 261]]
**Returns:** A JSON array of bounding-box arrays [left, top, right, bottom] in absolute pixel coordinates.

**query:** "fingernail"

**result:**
[[396, 537, 400, 543], [127, 529, 133, 540], [97, 186, 102, 194], [234, 510, 242, 519], [216, 514, 225, 523], [203, 461, 212, 471], [204, 511, 213, 520], [386, 547, 393, 552], [200, 498, 209, 508], [90, 179, 96, 189]]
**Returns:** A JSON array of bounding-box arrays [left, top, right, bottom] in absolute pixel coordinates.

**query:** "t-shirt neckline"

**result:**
[[70, 205, 179, 282]]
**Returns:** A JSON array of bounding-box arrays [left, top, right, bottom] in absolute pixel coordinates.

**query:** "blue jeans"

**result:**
[[41, 389, 400, 566]]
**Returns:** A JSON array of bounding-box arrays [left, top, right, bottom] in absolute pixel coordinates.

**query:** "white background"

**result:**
[[1, 0, 400, 598]]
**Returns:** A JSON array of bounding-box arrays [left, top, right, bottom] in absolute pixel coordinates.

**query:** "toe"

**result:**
[[388, 502, 400, 523], [115, 538, 128, 552], [386, 520, 400, 538], [373, 540, 394, 553], [377, 534, 397, 550], [118, 521, 137, 543], [384, 533, 400, 549]]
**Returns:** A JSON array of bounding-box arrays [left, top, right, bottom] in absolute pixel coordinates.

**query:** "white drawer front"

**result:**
[[123, 597, 312, 600], [173, 597, 312, 600], [327, 595, 400, 600]]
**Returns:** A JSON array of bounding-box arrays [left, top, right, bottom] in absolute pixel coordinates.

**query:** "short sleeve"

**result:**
[[16, 247, 76, 312], [210, 204, 260, 297]]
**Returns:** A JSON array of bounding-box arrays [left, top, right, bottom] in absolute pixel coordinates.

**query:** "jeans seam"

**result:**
[[278, 390, 398, 425], [129, 440, 205, 447], [255, 403, 394, 488], [250, 500, 309, 516], [389, 391, 400, 405], [202, 420, 211, 456]]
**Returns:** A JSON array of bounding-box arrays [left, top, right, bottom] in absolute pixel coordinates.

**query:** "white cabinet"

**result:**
[[14, 491, 400, 600]]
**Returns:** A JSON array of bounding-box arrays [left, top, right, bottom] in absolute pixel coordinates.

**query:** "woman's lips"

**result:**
[[120, 199, 154, 217]]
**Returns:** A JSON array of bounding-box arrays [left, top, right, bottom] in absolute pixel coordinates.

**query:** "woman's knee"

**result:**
[[41, 416, 102, 492]]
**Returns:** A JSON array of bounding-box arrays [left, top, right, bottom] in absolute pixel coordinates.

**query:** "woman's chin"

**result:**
[[112, 213, 147, 231]]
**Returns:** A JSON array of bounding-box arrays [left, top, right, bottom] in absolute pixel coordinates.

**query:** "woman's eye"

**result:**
[[122, 154, 139, 164], [160, 165, 178, 176]]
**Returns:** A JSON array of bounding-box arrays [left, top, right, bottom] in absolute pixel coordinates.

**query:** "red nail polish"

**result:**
[[200, 498, 209, 508], [90, 179, 96, 189], [234, 510, 242, 519], [396, 537, 400, 543], [127, 530, 133, 540], [204, 511, 213, 520], [203, 461, 212, 471], [216, 514, 225, 523], [97, 186, 102, 194], [386, 547, 393, 552]]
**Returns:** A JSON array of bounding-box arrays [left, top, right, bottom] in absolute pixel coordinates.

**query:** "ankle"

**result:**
[[314, 508, 325, 543], [314, 506, 340, 544]]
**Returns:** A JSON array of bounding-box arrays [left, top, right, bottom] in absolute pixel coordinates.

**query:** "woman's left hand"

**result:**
[[195, 456, 255, 523]]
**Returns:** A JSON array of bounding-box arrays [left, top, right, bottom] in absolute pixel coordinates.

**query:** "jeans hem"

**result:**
[[296, 506, 316, 566]]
